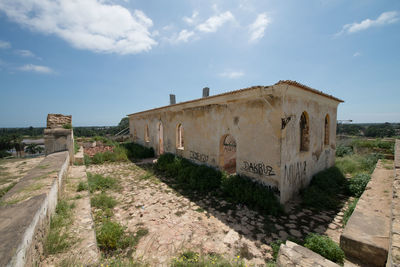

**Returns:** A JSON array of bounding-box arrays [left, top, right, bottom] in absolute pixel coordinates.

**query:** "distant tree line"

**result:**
[[0, 118, 129, 157], [337, 122, 399, 138]]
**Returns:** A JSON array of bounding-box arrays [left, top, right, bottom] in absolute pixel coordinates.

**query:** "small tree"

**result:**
[[25, 143, 44, 154]]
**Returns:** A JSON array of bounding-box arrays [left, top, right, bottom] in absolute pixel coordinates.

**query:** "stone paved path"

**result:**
[[41, 165, 99, 266], [87, 162, 352, 266]]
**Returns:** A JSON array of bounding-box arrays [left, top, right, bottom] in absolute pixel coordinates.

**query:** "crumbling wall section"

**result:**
[[46, 114, 72, 129]]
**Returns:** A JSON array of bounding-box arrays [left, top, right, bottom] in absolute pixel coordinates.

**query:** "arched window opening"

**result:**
[[145, 124, 150, 142], [177, 124, 184, 149], [219, 134, 237, 174], [300, 112, 309, 151], [324, 114, 330, 145]]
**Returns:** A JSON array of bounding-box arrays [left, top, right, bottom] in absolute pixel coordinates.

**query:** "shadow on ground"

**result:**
[[136, 162, 349, 246]]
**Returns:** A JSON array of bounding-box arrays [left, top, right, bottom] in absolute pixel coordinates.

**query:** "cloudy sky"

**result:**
[[0, 0, 399, 127]]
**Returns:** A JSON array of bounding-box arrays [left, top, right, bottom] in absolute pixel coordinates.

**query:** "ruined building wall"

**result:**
[[278, 83, 339, 203], [130, 87, 283, 193], [129, 83, 341, 203]]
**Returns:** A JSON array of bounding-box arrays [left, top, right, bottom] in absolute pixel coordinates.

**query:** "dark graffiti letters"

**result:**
[[241, 161, 275, 176], [189, 151, 208, 163], [284, 161, 307, 186]]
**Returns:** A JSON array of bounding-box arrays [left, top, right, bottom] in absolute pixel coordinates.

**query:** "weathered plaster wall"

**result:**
[[130, 87, 282, 192], [278, 83, 339, 203], [129, 83, 341, 203]]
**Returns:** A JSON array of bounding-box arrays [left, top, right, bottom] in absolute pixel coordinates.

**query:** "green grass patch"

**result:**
[[96, 219, 148, 255], [0, 182, 17, 198], [171, 251, 245, 267], [76, 181, 88, 192], [44, 200, 75, 255], [91, 193, 117, 210], [87, 172, 119, 192], [304, 234, 345, 265]]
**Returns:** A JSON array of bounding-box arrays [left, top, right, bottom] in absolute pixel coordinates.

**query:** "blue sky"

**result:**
[[0, 0, 399, 127]]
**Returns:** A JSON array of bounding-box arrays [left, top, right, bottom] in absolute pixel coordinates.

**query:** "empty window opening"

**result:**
[[324, 114, 330, 145], [300, 112, 309, 151], [145, 124, 150, 142], [177, 124, 184, 149], [219, 134, 237, 174], [158, 122, 164, 155]]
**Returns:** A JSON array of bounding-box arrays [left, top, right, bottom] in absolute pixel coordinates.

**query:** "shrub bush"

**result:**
[[347, 173, 370, 197], [302, 185, 340, 210], [156, 153, 223, 192], [309, 167, 346, 195], [221, 175, 283, 216], [301, 167, 346, 210], [336, 145, 353, 157], [96, 220, 128, 252], [304, 233, 345, 264], [122, 142, 154, 160]]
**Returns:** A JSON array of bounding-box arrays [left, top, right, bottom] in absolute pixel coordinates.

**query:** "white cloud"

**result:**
[[0, 40, 11, 49], [176, 30, 195, 43], [336, 11, 399, 36], [196, 11, 234, 33], [0, 0, 157, 55], [167, 30, 195, 44], [18, 64, 54, 74], [15, 49, 37, 58], [353, 52, 361, 57], [183, 11, 199, 25], [219, 70, 244, 79], [249, 13, 270, 42]]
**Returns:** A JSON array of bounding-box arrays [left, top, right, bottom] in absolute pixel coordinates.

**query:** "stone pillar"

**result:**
[[44, 114, 74, 164]]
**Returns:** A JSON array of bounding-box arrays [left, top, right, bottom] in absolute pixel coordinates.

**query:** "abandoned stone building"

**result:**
[[128, 80, 343, 203]]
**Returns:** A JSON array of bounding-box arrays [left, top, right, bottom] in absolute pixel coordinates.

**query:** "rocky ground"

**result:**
[[0, 156, 44, 192], [41, 165, 100, 267], [86, 162, 352, 266]]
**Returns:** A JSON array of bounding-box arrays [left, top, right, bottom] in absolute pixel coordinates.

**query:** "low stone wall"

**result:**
[[340, 160, 393, 266], [277, 241, 340, 267], [0, 151, 69, 267], [387, 139, 400, 267]]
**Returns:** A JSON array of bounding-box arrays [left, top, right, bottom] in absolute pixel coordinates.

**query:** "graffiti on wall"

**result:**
[[241, 161, 276, 176], [190, 151, 209, 163], [281, 116, 292, 129], [223, 138, 236, 152], [284, 161, 307, 187]]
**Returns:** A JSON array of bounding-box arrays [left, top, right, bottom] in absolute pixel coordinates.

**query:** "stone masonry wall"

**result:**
[[46, 114, 72, 129], [387, 139, 400, 267]]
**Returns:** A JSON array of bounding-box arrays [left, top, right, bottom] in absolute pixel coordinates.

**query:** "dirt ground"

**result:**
[[84, 162, 351, 266], [0, 156, 44, 191]]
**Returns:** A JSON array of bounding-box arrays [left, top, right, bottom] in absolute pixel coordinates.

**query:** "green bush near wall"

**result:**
[[304, 234, 345, 265], [155, 153, 282, 215], [122, 142, 155, 160], [221, 175, 283, 216]]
